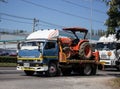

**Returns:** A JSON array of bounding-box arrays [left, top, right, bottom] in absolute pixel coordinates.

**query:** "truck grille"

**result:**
[[101, 54, 107, 59]]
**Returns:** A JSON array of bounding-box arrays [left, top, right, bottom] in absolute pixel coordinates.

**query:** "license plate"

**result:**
[[24, 63, 30, 67]]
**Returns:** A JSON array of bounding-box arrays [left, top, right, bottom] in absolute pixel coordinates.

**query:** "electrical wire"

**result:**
[[21, 0, 103, 23], [1, 17, 33, 24], [61, 0, 106, 14], [1, 16, 65, 28], [0, 12, 33, 20]]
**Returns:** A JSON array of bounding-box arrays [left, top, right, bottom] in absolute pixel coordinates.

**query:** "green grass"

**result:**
[[0, 63, 17, 67]]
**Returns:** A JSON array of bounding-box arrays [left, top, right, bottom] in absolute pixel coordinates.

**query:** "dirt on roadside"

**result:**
[[109, 78, 120, 89]]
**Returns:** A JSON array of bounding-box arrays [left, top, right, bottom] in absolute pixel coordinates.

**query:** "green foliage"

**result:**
[[103, 0, 120, 35], [0, 63, 16, 67], [0, 56, 17, 63]]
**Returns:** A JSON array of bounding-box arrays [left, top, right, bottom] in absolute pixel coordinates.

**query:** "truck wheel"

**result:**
[[47, 63, 57, 77], [91, 64, 97, 75], [83, 64, 92, 76], [116, 66, 120, 71], [79, 42, 92, 60], [24, 71, 35, 76]]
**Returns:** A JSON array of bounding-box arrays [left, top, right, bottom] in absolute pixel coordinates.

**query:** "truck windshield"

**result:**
[[22, 41, 44, 46], [96, 42, 116, 50], [20, 41, 44, 51]]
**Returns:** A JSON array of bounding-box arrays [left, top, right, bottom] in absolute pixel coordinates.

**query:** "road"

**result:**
[[0, 67, 120, 89]]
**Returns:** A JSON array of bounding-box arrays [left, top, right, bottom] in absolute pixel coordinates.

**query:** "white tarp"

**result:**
[[26, 29, 75, 40], [26, 29, 59, 40]]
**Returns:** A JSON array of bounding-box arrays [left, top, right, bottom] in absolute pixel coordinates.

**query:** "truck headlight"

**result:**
[[34, 60, 38, 62], [17, 60, 22, 62]]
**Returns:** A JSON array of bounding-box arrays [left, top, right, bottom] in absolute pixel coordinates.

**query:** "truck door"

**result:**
[[43, 41, 58, 62]]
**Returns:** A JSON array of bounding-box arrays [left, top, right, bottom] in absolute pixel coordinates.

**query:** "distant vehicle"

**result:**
[[8, 50, 17, 57], [95, 33, 120, 70], [17, 27, 100, 76], [0, 50, 9, 56], [0, 49, 17, 57]]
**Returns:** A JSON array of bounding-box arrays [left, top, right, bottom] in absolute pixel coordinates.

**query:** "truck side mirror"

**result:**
[[38, 45, 41, 51], [17, 42, 21, 50]]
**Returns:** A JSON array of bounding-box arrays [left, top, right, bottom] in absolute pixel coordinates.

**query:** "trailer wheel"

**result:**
[[24, 71, 35, 76], [83, 64, 92, 76], [79, 42, 92, 59], [47, 63, 57, 77]]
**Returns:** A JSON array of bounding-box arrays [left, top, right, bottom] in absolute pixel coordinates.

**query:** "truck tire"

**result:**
[[83, 64, 92, 76], [47, 63, 57, 77], [24, 71, 35, 76], [79, 42, 92, 60], [91, 64, 97, 75], [116, 66, 120, 71]]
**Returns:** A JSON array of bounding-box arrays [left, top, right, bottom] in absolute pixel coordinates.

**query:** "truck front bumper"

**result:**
[[17, 66, 48, 71]]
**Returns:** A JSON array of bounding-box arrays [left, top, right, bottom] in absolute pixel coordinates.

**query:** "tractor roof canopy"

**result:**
[[63, 27, 88, 33], [63, 27, 88, 39]]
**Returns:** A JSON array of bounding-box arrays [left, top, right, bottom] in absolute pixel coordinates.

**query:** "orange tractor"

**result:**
[[59, 27, 92, 60]]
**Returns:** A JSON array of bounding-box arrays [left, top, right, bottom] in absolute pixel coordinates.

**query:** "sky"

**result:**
[[0, 0, 108, 33]]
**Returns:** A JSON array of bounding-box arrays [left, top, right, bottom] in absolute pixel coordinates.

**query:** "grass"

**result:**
[[0, 63, 17, 67]]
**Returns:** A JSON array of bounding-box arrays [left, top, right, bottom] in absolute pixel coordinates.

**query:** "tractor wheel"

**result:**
[[63, 47, 71, 58], [79, 42, 92, 60]]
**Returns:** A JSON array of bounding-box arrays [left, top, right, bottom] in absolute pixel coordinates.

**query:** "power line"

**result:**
[[1, 17, 33, 24], [1, 15, 65, 28], [21, 0, 103, 23], [38, 19, 65, 28], [0, 12, 33, 20], [0, 17, 63, 29], [61, 0, 106, 14]]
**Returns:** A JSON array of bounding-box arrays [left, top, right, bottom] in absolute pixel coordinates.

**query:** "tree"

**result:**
[[103, 0, 120, 36]]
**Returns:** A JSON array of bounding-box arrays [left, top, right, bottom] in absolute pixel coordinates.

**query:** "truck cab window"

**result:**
[[44, 42, 56, 49]]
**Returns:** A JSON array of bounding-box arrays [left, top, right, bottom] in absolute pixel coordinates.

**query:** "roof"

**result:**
[[98, 34, 120, 42], [63, 27, 88, 32]]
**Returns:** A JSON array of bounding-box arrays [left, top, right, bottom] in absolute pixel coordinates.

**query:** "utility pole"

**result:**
[[33, 18, 39, 32], [90, 0, 93, 40]]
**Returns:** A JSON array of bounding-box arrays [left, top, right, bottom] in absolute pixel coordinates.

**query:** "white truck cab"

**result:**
[[95, 34, 120, 70]]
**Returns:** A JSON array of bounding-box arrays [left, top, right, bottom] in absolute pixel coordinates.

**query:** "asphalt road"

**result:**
[[0, 67, 120, 89]]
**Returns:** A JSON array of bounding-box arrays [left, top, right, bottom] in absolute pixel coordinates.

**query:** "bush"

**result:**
[[0, 56, 17, 63]]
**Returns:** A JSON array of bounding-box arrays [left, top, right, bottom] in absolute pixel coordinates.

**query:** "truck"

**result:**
[[17, 27, 100, 76], [95, 32, 120, 70]]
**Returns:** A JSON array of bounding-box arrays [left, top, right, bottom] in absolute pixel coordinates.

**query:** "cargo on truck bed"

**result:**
[[17, 27, 100, 76]]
